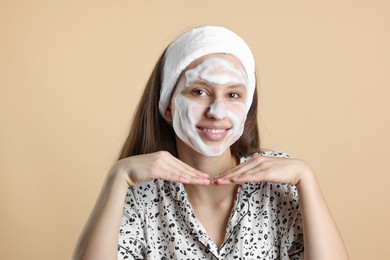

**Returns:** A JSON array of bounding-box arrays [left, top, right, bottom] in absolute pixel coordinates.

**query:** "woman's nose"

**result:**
[[206, 98, 227, 120]]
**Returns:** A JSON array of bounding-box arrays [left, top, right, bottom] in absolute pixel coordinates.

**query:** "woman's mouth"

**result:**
[[197, 127, 230, 141], [199, 128, 226, 133]]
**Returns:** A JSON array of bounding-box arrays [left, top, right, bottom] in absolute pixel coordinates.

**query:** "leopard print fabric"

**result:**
[[118, 151, 304, 259]]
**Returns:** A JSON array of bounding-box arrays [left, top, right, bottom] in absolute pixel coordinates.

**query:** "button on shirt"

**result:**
[[118, 151, 304, 259]]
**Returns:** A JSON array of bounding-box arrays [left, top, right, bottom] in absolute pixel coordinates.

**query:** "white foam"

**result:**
[[171, 57, 249, 157]]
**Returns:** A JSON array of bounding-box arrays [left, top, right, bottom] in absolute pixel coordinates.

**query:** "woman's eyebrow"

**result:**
[[226, 84, 246, 89], [190, 80, 210, 86], [191, 80, 245, 88]]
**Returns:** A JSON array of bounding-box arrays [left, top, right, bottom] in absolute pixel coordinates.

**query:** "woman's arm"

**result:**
[[72, 170, 129, 260], [296, 168, 349, 260], [215, 155, 349, 260], [72, 151, 210, 260]]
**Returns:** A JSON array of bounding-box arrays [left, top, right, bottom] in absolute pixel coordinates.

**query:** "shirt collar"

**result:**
[[163, 180, 262, 256]]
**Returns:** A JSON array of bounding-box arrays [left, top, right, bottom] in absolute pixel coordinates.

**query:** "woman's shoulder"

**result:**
[[259, 149, 292, 158], [125, 180, 166, 206], [239, 149, 292, 163], [124, 180, 185, 217]]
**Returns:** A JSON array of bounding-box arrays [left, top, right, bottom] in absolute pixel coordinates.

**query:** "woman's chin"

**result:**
[[194, 144, 229, 157]]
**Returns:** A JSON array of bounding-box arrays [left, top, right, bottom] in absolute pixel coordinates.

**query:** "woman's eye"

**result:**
[[227, 92, 241, 99], [191, 89, 209, 97]]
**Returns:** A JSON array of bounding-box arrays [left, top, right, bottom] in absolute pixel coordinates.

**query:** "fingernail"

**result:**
[[212, 178, 224, 185]]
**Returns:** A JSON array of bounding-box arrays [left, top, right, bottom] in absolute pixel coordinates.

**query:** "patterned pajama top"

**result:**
[[118, 151, 304, 259]]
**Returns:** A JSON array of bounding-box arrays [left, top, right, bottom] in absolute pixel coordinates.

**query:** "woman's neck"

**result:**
[[176, 137, 240, 206]]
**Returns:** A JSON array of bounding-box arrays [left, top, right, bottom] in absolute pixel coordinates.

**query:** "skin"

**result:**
[[73, 54, 349, 260], [171, 56, 248, 156]]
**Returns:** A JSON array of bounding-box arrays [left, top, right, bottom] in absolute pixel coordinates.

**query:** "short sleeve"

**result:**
[[260, 150, 304, 259], [281, 189, 304, 259], [117, 188, 146, 260], [285, 210, 304, 259]]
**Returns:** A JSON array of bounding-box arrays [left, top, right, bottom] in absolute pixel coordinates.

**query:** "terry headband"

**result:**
[[159, 25, 256, 118]]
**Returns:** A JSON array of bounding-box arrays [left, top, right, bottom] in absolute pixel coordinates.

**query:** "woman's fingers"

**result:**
[[214, 156, 304, 186], [164, 156, 210, 184], [171, 155, 210, 178], [122, 152, 305, 186], [214, 166, 265, 185], [120, 151, 211, 186], [216, 156, 264, 180], [165, 164, 210, 185]]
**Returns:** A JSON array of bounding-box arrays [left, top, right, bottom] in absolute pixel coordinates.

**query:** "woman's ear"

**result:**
[[165, 105, 173, 124]]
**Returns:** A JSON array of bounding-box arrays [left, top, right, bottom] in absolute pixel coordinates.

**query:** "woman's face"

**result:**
[[168, 54, 250, 157]]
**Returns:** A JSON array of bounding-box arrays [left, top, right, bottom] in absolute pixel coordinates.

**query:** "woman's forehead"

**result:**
[[183, 53, 245, 72]]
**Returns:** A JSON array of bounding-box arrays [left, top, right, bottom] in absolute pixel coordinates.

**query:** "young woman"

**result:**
[[73, 26, 349, 259]]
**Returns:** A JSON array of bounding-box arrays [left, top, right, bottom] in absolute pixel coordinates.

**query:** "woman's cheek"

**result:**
[[187, 101, 206, 123], [227, 103, 246, 121], [231, 103, 246, 114]]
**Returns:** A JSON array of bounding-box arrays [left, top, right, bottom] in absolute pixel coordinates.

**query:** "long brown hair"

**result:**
[[117, 50, 261, 160]]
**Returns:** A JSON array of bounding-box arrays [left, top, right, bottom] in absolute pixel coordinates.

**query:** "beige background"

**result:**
[[1, 0, 389, 259]]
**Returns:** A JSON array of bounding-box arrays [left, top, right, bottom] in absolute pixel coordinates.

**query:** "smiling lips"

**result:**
[[197, 126, 230, 141]]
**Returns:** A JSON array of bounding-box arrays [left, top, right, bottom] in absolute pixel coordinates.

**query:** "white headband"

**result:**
[[159, 26, 256, 118]]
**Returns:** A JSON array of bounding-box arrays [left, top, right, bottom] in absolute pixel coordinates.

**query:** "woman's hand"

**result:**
[[213, 155, 313, 185], [110, 151, 210, 186]]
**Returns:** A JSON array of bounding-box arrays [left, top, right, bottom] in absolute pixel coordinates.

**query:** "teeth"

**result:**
[[202, 128, 226, 133]]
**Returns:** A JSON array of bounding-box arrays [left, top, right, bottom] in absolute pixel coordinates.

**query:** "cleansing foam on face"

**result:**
[[172, 57, 249, 157]]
